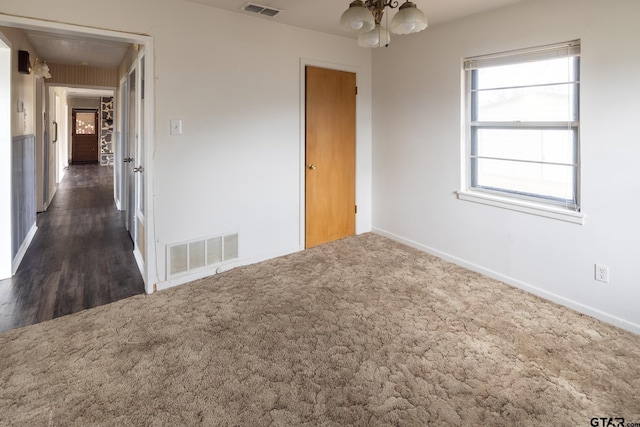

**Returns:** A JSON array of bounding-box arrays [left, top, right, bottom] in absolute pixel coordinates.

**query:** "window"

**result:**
[[75, 112, 96, 135], [462, 41, 581, 216]]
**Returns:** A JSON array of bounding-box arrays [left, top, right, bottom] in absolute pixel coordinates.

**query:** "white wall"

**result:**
[[152, 10, 372, 283], [3, 26, 36, 137], [0, 31, 11, 279], [372, 0, 640, 333], [0, 1, 372, 286], [0, 26, 39, 278]]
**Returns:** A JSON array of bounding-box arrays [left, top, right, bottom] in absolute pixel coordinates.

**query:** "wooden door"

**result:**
[[305, 66, 356, 248], [71, 109, 98, 163]]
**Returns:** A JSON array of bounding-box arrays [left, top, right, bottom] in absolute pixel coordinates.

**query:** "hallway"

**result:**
[[0, 164, 145, 333]]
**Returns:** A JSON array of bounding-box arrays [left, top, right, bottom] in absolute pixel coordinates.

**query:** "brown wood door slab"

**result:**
[[305, 66, 356, 248], [72, 109, 98, 163]]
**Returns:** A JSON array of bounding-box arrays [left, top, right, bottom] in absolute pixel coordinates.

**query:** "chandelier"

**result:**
[[339, 0, 428, 47]]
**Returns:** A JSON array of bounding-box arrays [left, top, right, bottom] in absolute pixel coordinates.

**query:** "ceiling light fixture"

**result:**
[[32, 58, 51, 79], [339, 0, 427, 47]]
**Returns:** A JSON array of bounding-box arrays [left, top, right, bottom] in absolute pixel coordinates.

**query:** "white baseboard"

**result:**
[[12, 223, 37, 274], [373, 227, 640, 336]]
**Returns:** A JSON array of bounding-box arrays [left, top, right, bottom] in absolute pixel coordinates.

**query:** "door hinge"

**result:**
[[355, 205, 358, 214], [355, 86, 358, 95]]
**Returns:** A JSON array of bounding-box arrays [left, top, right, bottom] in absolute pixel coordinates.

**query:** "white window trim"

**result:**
[[460, 40, 582, 224], [457, 190, 584, 224]]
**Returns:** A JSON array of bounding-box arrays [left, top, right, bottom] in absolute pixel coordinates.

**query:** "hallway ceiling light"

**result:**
[[339, 0, 427, 47], [32, 57, 52, 79]]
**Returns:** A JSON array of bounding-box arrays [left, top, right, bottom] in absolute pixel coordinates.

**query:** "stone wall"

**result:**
[[100, 97, 114, 165]]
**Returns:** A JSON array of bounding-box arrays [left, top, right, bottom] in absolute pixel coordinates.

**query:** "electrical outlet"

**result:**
[[595, 264, 609, 283]]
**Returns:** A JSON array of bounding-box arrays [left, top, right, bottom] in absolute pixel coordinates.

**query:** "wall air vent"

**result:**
[[167, 232, 239, 279], [242, 3, 281, 17]]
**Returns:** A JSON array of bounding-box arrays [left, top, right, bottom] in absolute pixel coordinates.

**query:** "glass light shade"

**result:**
[[339, 0, 375, 33], [390, 2, 428, 35], [357, 24, 391, 48], [32, 58, 51, 79]]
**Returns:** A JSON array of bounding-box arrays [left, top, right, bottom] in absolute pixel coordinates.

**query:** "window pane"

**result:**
[[75, 112, 96, 135], [475, 84, 575, 121], [466, 42, 580, 210], [475, 129, 575, 164], [475, 158, 575, 201], [475, 57, 576, 90]]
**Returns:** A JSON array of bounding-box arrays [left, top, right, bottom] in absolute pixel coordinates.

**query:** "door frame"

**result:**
[[299, 58, 360, 249], [0, 14, 157, 293]]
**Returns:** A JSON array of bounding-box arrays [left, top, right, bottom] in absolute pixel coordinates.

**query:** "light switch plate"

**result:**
[[170, 119, 182, 136]]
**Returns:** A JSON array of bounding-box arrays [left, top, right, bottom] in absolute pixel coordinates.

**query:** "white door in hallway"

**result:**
[[122, 53, 146, 268]]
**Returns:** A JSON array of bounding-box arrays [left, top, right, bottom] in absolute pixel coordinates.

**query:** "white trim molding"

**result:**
[[373, 227, 640, 336], [457, 190, 585, 225]]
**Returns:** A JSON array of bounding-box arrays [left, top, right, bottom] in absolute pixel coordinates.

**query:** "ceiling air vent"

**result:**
[[242, 3, 281, 17]]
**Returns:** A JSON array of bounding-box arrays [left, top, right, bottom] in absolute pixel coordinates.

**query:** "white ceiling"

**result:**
[[183, 0, 527, 38], [65, 87, 115, 98], [24, 0, 526, 69], [25, 30, 129, 68]]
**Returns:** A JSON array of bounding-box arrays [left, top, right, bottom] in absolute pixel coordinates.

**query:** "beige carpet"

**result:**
[[1, 233, 639, 426]]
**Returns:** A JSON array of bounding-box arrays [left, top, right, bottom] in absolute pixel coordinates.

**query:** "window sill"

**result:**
[[456, 190, 584, 225]]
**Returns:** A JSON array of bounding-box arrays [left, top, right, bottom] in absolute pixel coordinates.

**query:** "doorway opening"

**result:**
[[0, 14, 156, 293]]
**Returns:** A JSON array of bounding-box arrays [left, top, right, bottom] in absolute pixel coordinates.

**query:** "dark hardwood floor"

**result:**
[[0, 164, 145, 333]]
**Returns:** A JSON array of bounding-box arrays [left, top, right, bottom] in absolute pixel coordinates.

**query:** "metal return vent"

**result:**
[[167, 232, 239, 279], [242, 3, 281, 17]]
